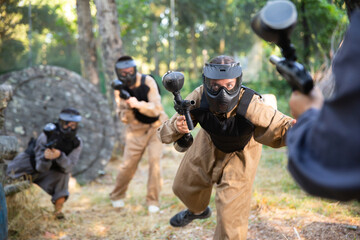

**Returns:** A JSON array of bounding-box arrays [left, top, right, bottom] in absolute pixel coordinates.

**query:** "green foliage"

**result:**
[[291, 0, 347, 69], [113, 0, 347, 109], [0, 39, 26, 73], [242, 42, 292, 115], [116, 0, 164, 62], [0, 0, 27, 73], [45, 41, 81, 73], [0, 0, 80, 74], [1, 0, 349, 103]]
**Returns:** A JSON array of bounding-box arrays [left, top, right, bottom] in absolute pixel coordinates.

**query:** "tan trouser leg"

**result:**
[[110, 128, 147, 200], [146, 128, 163, 206], [110, 127, 163, 206], [172, 129, 216, 213], [214, 138, 262, 240], [172, 129, 262, 240]]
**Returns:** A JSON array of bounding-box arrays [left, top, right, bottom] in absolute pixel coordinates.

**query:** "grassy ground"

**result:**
[[6, 145, 360, 240]]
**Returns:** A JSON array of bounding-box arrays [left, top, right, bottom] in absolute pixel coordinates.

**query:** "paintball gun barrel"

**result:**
[[111, 79, 131, 99], [162, 71, 195, 152], [251, 0, 314, 94]]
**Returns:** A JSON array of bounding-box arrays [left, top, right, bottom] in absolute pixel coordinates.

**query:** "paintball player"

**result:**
[[109, 56, 168, 213], [286, 6, 360, 201], [157, 55, 294, 239], [6, 108, 83, 219]]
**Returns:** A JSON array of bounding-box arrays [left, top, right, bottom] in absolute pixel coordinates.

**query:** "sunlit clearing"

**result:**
[[74, 196, 92, 210], [93, 224, 110, 236]]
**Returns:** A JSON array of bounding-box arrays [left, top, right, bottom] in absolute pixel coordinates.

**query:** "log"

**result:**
[[4, 181, 31, 197]]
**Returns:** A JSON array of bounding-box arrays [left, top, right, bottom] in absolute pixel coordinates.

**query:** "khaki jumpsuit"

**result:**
[[157, 86, 292, 239], [110, 73, 168, 206]]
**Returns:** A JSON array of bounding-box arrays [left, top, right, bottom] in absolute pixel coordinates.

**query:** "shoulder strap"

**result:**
[[141, 74, 161, 95], [141, 74, 146, 85], [237, 87, 255, 117]]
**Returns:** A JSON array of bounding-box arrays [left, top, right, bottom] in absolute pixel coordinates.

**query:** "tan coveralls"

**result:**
[[110, 73, 168, 206], [157, 86, 292, 239]]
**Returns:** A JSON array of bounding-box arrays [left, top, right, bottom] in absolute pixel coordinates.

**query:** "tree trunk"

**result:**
[[300, 1, 310, 66], [152, 21, 160, 76], [94, 0, 125, 152], [94, 0, 123, 101], [190, 25, 198, 79], [76, 0, 100, 87]]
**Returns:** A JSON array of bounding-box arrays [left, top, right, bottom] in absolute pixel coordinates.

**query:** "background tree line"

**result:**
[[0, 0, 349, 115]]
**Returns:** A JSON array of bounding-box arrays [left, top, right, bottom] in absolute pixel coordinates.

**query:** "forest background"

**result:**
[[0, 0, 350, 116]]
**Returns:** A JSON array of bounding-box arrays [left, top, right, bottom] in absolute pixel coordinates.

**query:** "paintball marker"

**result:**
[[111, 79, 131, 100], [251, 0, 313, 94], [43, 123, 58, 149], [162, 71, 195, 152]]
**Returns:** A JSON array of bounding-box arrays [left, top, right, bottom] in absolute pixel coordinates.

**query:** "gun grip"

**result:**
[[184, 112, 194, 130]]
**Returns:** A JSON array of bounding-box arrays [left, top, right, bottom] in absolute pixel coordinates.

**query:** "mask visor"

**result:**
[[115, 59, 136, 69], [203, 62, 242, 80]]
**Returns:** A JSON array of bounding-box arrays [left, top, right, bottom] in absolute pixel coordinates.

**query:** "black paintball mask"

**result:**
[[58, 108, 82, 140], [115, 57, 137, 88], [203, 62, 243, 114]]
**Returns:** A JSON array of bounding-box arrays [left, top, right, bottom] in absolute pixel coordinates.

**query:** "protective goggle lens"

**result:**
[[204, 77, 240, 95], [60, 120, 78, 130], [116, 68, 134, 77]]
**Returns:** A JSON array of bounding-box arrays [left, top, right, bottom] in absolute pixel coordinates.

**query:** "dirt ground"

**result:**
[[7, 145, 360, 240]]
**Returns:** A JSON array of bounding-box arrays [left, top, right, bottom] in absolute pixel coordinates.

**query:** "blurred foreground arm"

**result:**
[[286, 10, 360, 201]]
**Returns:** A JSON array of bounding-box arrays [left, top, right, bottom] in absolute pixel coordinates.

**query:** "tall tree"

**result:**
[[0, 0, 82, 74], [94, 0, 125, 150], [300, 0, 311, 66], [175, 0, 223, 77], [94, 0, 123, 101], [76, 0, 100, 87], [149, 20, 160, 76], [292, 0, 346, 70]]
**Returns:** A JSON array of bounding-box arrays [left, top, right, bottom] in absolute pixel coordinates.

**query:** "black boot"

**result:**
[[170, 206, 211, 227]]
